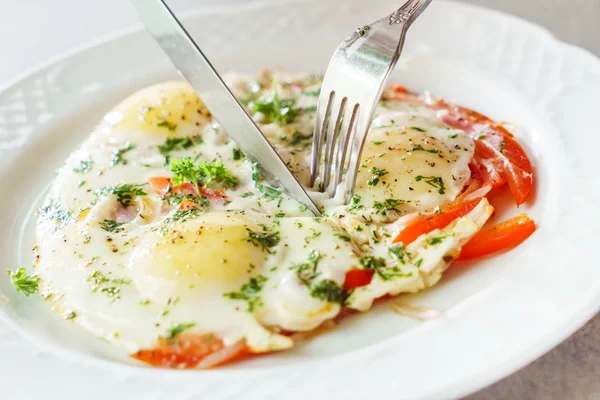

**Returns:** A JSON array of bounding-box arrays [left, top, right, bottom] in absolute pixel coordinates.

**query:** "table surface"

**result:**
[[2, 1, 599, 398]]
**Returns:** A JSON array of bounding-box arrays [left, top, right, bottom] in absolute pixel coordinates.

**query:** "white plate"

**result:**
[[1, 0, 599, 398]]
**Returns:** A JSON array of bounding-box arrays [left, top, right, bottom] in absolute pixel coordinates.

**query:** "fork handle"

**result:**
[[389, 0, 433, 26]]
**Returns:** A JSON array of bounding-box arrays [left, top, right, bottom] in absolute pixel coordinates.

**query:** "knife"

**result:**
[[130, 0, 321, 216]]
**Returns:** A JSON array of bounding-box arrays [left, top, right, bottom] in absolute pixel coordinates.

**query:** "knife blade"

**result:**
[[130, 0, 321, 216]]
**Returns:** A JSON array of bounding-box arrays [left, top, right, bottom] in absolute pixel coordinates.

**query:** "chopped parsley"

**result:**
[[449, 133, 459, 139], [409, 126, 426, 132], [389, 244, 408, 263], [100, 219, 126, 233], [223, 275, 268, 312], [304, 228, 322, 244], [166, 323, 196, 340], [232, 148, 242, 160], [359, 256, 409, 281], [409, 143, 439, 153], [40, 199, 73, 229], [426, 235, 449, 245], [250, 89, 298, 125], [346, 194, 364, 213], [112, 183, 147, 208], [157, 119, 177, 132], [334, 232, 351, 242], [415, 175, 446, 194], [73, 159, 93, 174], [367, 167, 389, 186], [310, 280, 347, 304], [157, 136, 202, 162], [373, 198, 404, 215], [161, 208, 203, 233], [87, 270, 131, 297], [500, 140, 507, 153], [164, 193, 209, 208], [246, 229, 280, 253], [415, 258, 424, 268], [170, 157, 237, 193], [111, 142, 136, 166], [7, 267, 39, 296], [291, 249, 323, 283]]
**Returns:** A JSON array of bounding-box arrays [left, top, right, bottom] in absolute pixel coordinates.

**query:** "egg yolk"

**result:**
[[355, 127, 470, 212], [106, 82, 211, 134], [134, 212, 267, 289]]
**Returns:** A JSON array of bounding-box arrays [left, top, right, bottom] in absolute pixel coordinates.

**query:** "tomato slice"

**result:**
[[393, 198, 482, 246], [147, 176, 226, 201], [179, 199, 202, 210], [344, 269, 375, 291], [429, 99, 534, 206], [457, 214, 536, 260], [132, 333, 248, 369]]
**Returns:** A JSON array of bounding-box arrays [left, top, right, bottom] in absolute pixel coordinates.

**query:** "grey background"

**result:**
[[1, 1, 599, 399]]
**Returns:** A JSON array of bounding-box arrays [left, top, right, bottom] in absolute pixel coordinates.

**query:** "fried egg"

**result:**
[[32, 71, 491, 366]]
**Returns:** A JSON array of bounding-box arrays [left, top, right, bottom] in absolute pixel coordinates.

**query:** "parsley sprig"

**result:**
[[7, 268, 39, 296], [250, 87, 298, 125], [170, 157, 237, 194]]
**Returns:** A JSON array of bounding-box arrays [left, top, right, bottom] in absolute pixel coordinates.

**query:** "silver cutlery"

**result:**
[[310, 0, 433, 203], [130, 0, 321, 216]]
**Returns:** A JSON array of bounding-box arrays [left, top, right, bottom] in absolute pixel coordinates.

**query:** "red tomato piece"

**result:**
[[344, 269, 375, 291], [458, 214, 536, 260]]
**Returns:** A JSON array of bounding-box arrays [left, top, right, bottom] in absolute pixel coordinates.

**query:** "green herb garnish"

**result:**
[[170, 157, 237, 193], [223, 275, 268, 312], [426, 235, 449, 245], [346, 194, 364, 213], [7, 267, 39, 296], [100, 219, 126, 233], [112, 183, 147, 208], [161, 208, 203, 233], [291, 250, 323, 283], [157, 120, 177, 132], [334, 232, 351, 242], [359, 256, 409, 281], [73, 159, 93, 174], [158, 136, 202, 162], [409, 143, 439, 154], [373, 198, 404, 215], [246, 229, 280, 253], [250, 89, 298, 125], [415, 175, 446, 194], [310, 280, 347, 304], [166, 323, 196, 340], [111, 142, 136, 166], [368, 167, 389, 186], [40, 199, 73, 229]]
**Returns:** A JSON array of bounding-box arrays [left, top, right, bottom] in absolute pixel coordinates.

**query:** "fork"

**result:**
[[309, 0, 432, 203]]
